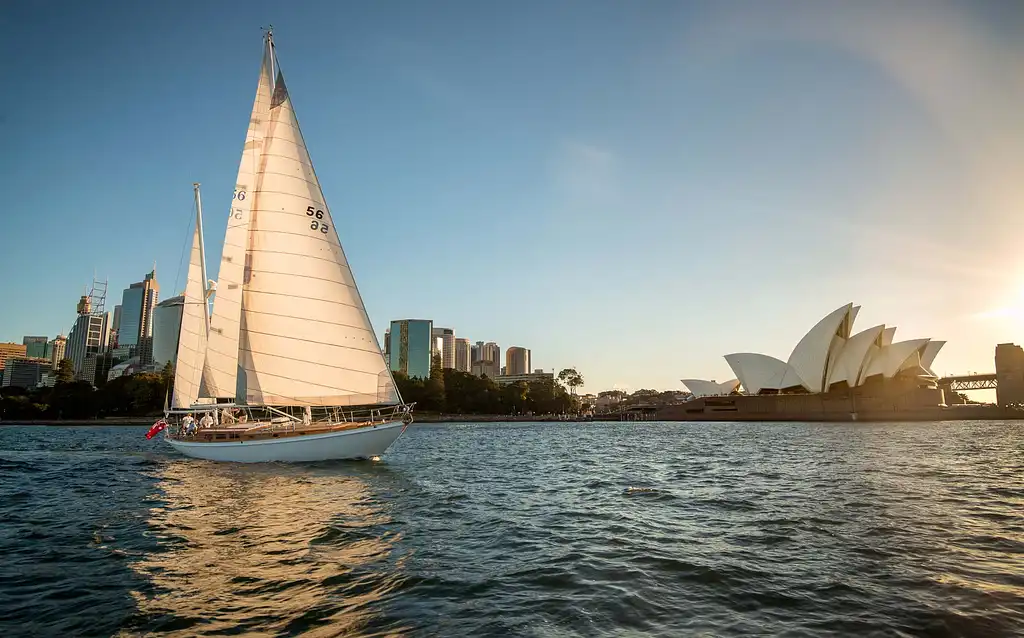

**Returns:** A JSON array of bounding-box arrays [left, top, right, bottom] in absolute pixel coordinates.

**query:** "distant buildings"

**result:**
[[383, 322, 541, 382], [152, 295, 184, 369], [454, 338, 471, 372], [1, 358, 51, 389], [432, 327, 456, 369], [383, 318, 542, 382], [66, 294, 111, 381], [23, 336, 48, 359], [493, 371, 553, 386], [107, 357, 143, 382], [0, 342, 27, 372], [48, 336, 66, 369], [2, 337, 64, 389], [995, 343, 1024, 407], [388, 319, 433, 379], [118, 270, 159, 365], [111, 304, 122, 347], [81, 351, 115, 387], [505, 347, 531, 376], [0, 343, 27, 386], [595, 392, 624, 411], [471, 341, 501, 379]]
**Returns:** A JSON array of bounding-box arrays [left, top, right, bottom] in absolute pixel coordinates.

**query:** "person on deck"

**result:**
[[181, 413, 195, 435], [200, 413, 214, 429], [302, 406, 312, 427]]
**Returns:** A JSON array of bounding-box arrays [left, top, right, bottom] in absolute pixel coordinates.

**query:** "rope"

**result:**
[[173, 193, 198, 296]]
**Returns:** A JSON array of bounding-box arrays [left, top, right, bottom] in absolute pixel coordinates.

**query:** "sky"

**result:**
[[2, 0, 1024, 394]]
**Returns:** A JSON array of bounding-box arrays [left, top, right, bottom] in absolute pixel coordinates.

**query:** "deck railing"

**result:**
[[168, 402, 414, 438]]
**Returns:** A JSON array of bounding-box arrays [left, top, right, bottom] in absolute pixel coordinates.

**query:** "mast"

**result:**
[[193, 182, 211, 333], [265, 26, 276, 92], [171, 183, 213, 409]]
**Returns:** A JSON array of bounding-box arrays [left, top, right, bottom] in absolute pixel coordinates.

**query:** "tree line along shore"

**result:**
[[0, 358, 587, 424]]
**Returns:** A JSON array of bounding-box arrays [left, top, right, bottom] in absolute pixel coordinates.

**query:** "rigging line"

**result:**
[[257, 151, 315, 170], [173, 191, 198, 297], [246, 187, 326, 202], [239, 327, 382, 353], [256, 169, 321, 190], [243, 288, 364, 310], [248, 227, 338, 246], [239, 344, 385, 375], [240, 365, 384, 400], [236, 248, 340, 267], [246, 268, 356, 289], [236, 308, 373, 331]]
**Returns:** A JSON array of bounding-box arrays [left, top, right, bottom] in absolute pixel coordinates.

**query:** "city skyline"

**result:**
[[3, 1, 1024, 393]]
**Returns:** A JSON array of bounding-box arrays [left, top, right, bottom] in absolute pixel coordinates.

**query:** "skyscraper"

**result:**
[[48, 335, 67, 369], [431, 327, 456, 369], [388, 319, 433, 379], [471, 341, 501, 378], [505, 346, 531, 376], [118, 270, 159, 364], [455, 338, 471, 372], [67, 310, 110, 380], [67, 281, 110, 379], [152, 295, 185, 369], [22, 336, 48, 359], [111, 304, 122, 347], [482, 342, 500, 372]]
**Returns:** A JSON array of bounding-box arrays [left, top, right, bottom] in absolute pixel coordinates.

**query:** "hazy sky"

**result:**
[[2, 0, 1024, 393]]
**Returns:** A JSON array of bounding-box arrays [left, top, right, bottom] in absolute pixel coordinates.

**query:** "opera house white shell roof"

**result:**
[[680, 378, 741, 398], [689, 303, 944, 396]]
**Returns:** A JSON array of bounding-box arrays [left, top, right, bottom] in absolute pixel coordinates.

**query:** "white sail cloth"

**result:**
[[190, 34, 399, 408], [171, 221, 209, 409]]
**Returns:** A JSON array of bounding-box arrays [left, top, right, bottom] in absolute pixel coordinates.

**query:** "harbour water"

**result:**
[[1, 421, 1022, 636]]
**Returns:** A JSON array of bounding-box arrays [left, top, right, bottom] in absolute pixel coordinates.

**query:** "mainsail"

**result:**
[[210, 32, 399, 407], [203, 38, 275, 399], [171, 215, 209, 409]]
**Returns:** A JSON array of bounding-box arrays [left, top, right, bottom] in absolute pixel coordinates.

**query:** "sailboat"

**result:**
[[156, 30, 413, 463]]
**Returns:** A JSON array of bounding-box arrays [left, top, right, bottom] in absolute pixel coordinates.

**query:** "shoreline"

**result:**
[[0, 414, 576, 427], [3, 412, 1023, 426], [1, 418, 158, 426]]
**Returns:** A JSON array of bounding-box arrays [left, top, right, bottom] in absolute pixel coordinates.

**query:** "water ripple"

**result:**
[[1, 421, 1023, 636]]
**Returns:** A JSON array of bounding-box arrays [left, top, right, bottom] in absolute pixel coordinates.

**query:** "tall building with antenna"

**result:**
[[66, 278, 110, 381]]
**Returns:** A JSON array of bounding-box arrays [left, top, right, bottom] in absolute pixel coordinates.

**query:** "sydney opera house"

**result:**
[[675, 303, 950, 421]]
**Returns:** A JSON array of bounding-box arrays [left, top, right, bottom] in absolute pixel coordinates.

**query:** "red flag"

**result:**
[[146, 420, 168, 440]]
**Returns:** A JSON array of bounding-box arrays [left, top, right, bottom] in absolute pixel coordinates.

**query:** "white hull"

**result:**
[[164, 420, 405, 463]]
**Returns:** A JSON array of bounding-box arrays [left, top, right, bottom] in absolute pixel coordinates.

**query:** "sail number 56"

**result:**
[[229, 190, 247, 219], [306, 206, 329, 234]]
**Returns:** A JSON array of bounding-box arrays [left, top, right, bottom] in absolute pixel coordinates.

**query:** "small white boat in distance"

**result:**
[[155, 30, 413, 462]]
